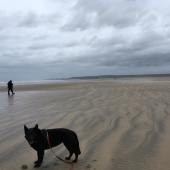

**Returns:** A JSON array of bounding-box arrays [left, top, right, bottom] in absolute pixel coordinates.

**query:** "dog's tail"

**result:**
[[77, 138, 81, 155], [74, 133, 81, 155], [78, 146, 81, 155]]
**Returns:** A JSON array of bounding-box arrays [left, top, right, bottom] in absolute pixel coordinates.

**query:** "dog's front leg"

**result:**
[[34, 150, 44, 168]]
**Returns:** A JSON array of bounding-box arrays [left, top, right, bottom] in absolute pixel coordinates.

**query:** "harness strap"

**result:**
[[46, 131, 73, 165], [46, 131, 51, 146]]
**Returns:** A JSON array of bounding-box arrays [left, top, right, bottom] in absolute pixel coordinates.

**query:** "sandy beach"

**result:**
[[0, 78, 170, 170]]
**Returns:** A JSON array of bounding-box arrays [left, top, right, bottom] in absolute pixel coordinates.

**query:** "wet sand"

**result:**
[[0, 78, 170, 170]]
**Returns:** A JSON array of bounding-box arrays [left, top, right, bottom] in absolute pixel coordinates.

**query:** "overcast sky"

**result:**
[[0, 0, 170, 81]]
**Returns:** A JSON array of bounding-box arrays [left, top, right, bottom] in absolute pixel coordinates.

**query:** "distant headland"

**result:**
[[66, 73, 170, 80]]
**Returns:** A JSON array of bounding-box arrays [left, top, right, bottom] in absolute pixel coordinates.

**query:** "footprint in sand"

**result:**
[[53, 162, 59, 166], [86, 164, 92, 169], [44, 165, 49, 169], [92, 159, 97, 162], [21, 164, 28, 170]]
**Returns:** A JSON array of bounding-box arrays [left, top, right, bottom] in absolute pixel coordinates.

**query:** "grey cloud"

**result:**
[[18, 12, 40, 27], [28, 42, 57, 50], [64, 0, 147, 30], [100, 53, 170, 67], [17, 12, 62, 28]]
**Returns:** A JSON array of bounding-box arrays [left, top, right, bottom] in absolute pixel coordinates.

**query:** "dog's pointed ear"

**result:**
[[24, 125, 28, 133], [35, 124, 38, 129]]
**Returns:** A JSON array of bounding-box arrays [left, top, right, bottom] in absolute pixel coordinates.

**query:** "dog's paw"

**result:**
[[34, 161, 38, 164], [34, 163, 41, 168], [65, 157, 70, 160], [72, 159, 78, 163]]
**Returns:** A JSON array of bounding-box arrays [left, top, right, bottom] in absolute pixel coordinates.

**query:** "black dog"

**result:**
[[24, 124, 81, 168]]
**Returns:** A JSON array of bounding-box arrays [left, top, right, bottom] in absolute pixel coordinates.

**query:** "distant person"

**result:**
[[7, 80, 15, 95]]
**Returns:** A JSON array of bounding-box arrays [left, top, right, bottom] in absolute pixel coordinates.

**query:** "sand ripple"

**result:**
[[0, 80, 170, 170]]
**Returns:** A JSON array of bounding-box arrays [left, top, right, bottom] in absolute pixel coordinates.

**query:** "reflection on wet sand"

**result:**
[[8, 95, 14, 105]]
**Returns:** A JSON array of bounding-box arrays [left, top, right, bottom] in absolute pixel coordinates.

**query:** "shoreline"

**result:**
[[1, 76, 170, 92]]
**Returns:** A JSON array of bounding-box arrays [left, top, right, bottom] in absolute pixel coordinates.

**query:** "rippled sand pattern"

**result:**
[[0, 80, 170, 170]]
